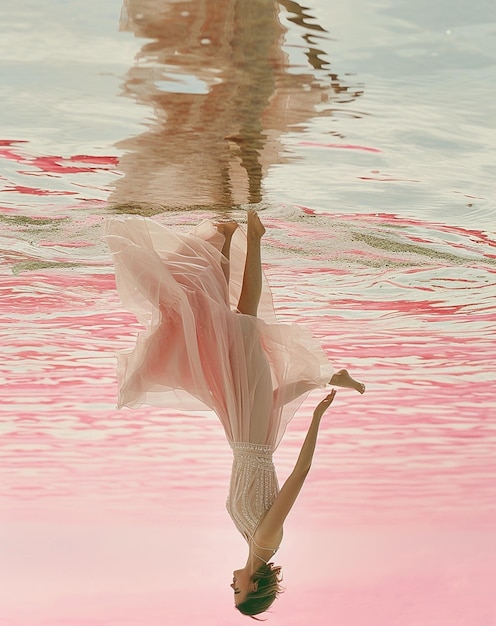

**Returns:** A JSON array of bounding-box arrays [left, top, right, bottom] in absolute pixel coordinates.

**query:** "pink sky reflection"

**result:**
[[1, 521, 494, 625]]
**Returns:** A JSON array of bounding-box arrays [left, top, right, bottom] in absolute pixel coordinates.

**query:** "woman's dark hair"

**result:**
[[236, 562, 283, 619]]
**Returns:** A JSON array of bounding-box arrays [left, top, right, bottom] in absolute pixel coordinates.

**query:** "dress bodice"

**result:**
[[226, 442, 279, 542]]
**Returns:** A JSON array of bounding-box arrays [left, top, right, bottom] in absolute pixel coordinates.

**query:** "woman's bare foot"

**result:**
[[247, 209, 266, 238], [216, 222, 238, 284], [330, 369, 366, 394]]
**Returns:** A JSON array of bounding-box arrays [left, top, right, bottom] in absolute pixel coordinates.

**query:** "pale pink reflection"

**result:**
[[1, 523, 494, 625]]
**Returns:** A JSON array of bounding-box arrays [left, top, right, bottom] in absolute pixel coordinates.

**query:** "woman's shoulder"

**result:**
[[252, 527, 283, 556]]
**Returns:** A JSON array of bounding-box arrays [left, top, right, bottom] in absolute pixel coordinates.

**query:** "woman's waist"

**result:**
[[229, 441, 274, 459]]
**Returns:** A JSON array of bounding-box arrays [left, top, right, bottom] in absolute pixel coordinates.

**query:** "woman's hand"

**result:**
[[313, 389, 337, 420]]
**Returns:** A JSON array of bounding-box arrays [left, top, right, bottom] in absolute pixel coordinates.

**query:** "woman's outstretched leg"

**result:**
[[330, 369, 366, 394], [237, 210, 266, 317], [216, 221, 239, 284]]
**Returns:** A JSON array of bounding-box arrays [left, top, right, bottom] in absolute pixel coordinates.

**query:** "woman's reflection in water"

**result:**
[[106, 210, 365, 616], [110, 0, 361, 212]]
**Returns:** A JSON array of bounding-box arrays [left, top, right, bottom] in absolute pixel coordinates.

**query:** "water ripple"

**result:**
[[1, 208, 494, 530]]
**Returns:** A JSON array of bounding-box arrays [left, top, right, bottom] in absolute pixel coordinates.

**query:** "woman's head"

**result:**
[[234, 562, 283, 618]]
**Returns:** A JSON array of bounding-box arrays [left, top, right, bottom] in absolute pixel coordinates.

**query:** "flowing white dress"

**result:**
[[105, 216, 333, 543]]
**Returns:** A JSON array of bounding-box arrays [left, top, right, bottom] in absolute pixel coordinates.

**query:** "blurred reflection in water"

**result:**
[[109, 0, 362, 212]]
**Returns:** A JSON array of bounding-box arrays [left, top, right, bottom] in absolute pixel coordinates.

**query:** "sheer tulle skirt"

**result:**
[[105, 216, 333, 450]]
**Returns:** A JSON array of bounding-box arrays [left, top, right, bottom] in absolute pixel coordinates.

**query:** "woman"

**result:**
[[105, 210, 364, 617]]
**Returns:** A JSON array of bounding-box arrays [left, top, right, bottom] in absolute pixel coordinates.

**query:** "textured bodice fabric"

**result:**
[[226, 442, 279, 541], [105, 216, 333, 540]]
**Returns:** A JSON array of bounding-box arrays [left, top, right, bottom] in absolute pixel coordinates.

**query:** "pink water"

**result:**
[[1, 1, 495, 624]]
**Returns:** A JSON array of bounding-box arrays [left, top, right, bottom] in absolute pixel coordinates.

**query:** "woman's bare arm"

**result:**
[[255, 390, 336, 544]]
